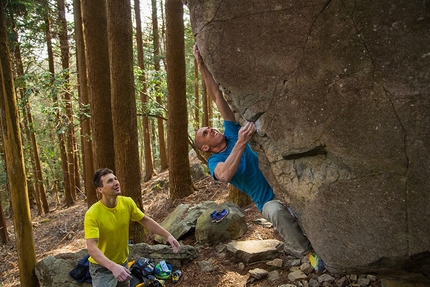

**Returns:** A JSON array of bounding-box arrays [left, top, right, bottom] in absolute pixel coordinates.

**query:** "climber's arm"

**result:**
[[193, 44, 235, 122]]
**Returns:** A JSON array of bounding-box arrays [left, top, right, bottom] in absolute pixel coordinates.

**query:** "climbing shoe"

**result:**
[[210, 210, 218, 222], [308, 252, 325, 272], [147, 274, 165, 287], [210, 209, 229, 223], [171, 270, 182, 283]]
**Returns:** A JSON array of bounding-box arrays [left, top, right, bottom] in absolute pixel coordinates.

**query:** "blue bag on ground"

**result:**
[[69, 254, 92, 283]]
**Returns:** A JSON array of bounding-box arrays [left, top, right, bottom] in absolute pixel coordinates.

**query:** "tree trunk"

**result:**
[[229, 185, 252, 208], [81, 0, 115, 171], [193, 58, 200, 131], [73, 0, 96, 207], [135, 0, 155, 182], [9, 10, 47, 215], [44, 0, 67, 213], [43, 0, 69, 210], [57, 0, 76, 206], [208, 88, 213, 127], [0, 4, 39, 285], [166, 0, 194, 200], [202, 79, 208, 127], [152, 0, 168, 171], [0, 136, 9, 244], [107, 0, 145, 243]]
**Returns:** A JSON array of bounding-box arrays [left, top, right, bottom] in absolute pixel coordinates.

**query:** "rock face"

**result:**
[[187, 0, 430, 281]]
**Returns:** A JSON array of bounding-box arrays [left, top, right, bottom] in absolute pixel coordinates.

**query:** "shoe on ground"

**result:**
[[209, 210, 218, 222], [212, 209, 229, 223], [308, 252, 325, 272], [172, 270, 182, 283]]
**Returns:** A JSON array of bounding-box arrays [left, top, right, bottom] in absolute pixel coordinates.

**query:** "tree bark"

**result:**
[[229, 185, 252, 208], [193, 58, 200, 131], [0, 3, 38, 285], [135, 0, 155, 182], [44, 0, 67, 214], [0, 135, 9, 244], [73, 0, 96, 206], [107, 0, 145, 243], [202, 78, 208, 127], [152, 0, 168, 171], [57, 0, 76, 206], [166, 0, 194, 200], [81, 0, 115, 171], [9, 10, 47, 215]]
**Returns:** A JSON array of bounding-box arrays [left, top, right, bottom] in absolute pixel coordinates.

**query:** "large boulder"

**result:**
[[187, 0, 430, 282]]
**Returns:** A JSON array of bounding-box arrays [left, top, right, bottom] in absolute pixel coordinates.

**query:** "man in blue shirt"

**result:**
[[193, 44, 313, 259]]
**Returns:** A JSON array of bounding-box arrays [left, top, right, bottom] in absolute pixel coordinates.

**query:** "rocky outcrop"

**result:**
[[187, 0, 430, 282], [155, 201, 248, 245], [35, 244, 198, 287]]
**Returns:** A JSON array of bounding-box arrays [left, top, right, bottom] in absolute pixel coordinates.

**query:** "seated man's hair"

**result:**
[[93, 168, 114, 188]]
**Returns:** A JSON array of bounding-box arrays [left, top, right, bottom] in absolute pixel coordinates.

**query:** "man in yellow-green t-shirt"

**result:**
[[84, 168, 181, 287]]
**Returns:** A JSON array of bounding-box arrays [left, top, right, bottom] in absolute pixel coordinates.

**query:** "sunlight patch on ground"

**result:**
[[220, 270, 248, 285]]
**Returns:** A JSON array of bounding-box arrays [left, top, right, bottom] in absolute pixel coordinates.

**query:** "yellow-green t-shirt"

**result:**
[[84, 196, 144, 264]]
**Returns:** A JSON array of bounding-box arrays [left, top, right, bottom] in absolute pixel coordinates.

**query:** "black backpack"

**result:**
[[129, 257, 155, 282], [69, 254, 92, 283]]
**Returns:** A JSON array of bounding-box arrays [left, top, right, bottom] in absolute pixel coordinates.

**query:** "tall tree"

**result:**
[[45, 0, 69, 213], [152, 0, 168, 171], [8, 8, 48, 215], [0, 134, 9, 245], [134, 0, 155, 182], [201, 79, 208, 127], [57, 0, 76, 206], [73, 0, 96, 206], [193, 58, 200, 131], [107, 0, 145, 242], [81, 0, 115, 172], [0, 3, 38, 285], [42, 0, 69, 209], [166, 0, 194, 200]]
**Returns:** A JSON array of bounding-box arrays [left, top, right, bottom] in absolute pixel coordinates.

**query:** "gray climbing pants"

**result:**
[[262, 199, 311, 258]]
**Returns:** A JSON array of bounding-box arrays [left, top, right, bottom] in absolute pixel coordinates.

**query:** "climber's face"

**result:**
[[195, 126, 225, 153]]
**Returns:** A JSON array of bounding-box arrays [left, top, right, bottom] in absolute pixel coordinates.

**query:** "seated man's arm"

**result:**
[[138, 216, 181, 253]]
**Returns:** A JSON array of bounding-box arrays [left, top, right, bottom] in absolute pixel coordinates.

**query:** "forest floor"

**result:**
[[0, 167, 383, 287]]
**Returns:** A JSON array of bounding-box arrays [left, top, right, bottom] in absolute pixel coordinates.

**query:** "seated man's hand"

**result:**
[[111, 263, 132, 282], [167, 234, 181, 253]]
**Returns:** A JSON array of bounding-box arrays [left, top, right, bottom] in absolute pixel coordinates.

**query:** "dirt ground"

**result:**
[[0, 169, 382, 287]]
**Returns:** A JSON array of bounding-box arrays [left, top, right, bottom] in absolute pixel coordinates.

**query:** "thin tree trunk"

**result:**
[[166, 0, 194, 200], [208, 88, 213, 127], [135, 0, 155, 182], [42, 0, 70, 209], [57, 0, 76, 206], [152, 0, 168, 171], [73, 0, 96, 206], [202, 79, 208, 127], [194, 58, 200, 131], [0, 4, 38, 285], [81, 0, 115, 171], [107, 0, 145, 243], [9, 11, 47, 215], [0, 136, 9, 244], [229, 185, 252, 207]]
